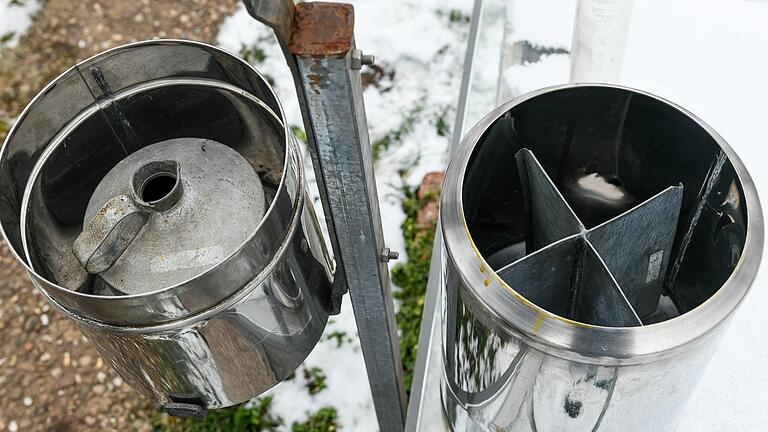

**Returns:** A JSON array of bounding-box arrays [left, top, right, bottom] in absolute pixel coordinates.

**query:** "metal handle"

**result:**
[[72, 194, 149, 274]]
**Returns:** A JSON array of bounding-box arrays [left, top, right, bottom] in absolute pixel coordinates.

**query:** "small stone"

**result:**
[[180, 14, 190, 24], [96, 372, 107, 383], [39, 352, 51, 362], [93, 385, 105, 395], [50, 367, 62, 379], [95, 357, 103, 369], [85, 417, 96, 426], [8, 420, 18, 432], [112, 376, 123, 387], [77, 40, 86, 49], [74, 373, 82, 384], [63, 352, 70, 367], [23, 396, 32, 407], [79, 355, 92, 367], [22, 342, 33, 352]]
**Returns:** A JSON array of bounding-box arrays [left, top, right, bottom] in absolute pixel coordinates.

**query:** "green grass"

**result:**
[[291, 124, 307, 144], [290, 407, 338, 432], [371, 102, 424, 162], [240, 45, 267, 64], [325, 330, 352, 348], [391, 179, 439, 393], [435, 113, 450, 137], [436, 8, 471, 25], [303, 367, 328, 395], [155, 398, 282, 432], [153, 398, 339, 432]]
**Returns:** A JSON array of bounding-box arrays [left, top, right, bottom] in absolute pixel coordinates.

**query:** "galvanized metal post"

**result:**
[[245, 2, 408, 430]]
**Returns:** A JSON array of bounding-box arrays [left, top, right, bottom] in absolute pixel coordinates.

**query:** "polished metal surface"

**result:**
[[440, 84, 763, 431], [289, 4, 408, 429], [0, 40, 334, 412]]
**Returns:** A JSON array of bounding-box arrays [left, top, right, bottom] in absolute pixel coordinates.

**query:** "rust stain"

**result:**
[[461, 222, 594, 329], [483, 278, 490, 287], [531, 313, 546, 336], [288, 2, 354, 57], [307, 73, 323, 93]]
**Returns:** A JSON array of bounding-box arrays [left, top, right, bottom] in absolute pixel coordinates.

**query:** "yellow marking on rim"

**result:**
[[531, 313, 546, 336], [461, 222, 594, 329]]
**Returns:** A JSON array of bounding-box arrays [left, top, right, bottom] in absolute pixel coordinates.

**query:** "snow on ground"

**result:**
[[218, 1, 470, 429], [0, 0, 40, 49], [502, 0, 768, 430]]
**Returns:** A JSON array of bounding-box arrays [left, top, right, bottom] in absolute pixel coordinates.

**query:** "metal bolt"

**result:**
[[351, 49, 375, 70], [381, 247, 399, 262]]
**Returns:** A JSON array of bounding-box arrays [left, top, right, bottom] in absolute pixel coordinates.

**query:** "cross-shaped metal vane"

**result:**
[[496, 149, 684, 326]]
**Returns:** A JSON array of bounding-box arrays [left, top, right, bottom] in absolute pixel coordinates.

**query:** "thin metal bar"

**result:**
[[287, 4, 407, 430], [404, 227, 443, 431], [407, 1, 487, 428], [450, 0, 484, 152]]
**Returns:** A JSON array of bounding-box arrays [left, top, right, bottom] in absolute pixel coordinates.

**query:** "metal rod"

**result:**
[[451, 0, 484, 152]]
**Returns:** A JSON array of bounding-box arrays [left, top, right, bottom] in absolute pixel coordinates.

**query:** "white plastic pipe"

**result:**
[[570, 0, 634, 83]]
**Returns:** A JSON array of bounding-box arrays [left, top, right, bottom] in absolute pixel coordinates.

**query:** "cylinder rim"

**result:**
[[0, 39, 301, 325], [441, 83, 764, 362]]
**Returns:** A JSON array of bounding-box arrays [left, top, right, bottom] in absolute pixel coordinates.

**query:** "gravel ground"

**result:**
[[0, 1, 238, 430]]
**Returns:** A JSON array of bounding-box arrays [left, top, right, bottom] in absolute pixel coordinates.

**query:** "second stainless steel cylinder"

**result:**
[[440, 84, 762, 431]]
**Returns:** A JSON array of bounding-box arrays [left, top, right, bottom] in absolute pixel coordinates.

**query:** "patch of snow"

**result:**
[[502, 52, 570, 97], [621, 1, 768, 431], [0, 0, 41, 49], [506, 0, 576, 49], [218, 0, 470, 428]]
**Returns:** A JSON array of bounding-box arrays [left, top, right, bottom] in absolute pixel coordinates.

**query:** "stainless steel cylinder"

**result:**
[[0, 40, 334, 413], [440, 84, 763, 431]]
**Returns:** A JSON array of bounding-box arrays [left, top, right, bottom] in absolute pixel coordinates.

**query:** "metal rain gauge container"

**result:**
[[440, 84, 763, 431], [0, 40, 335, 417]]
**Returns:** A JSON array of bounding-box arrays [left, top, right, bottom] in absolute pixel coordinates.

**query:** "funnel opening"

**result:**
[[142, 174, 176, 202], [131, 160, 182, 211]]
